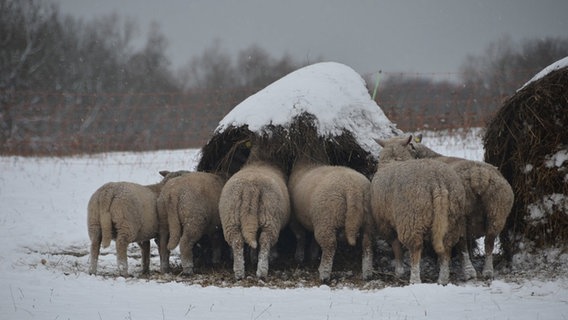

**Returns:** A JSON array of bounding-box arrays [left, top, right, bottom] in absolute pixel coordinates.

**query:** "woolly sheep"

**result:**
[[218, 144, 291, 280], [87, 170, 189, 277], [156, 171, 226, 275], [410, 134, 514, 279], [288, 154, 373, 282], [371, 136, 466, 285]]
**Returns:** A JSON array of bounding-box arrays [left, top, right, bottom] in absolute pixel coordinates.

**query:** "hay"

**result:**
[[484, 65, 568, 259], [196, 124, 294, 176], [196, 112, 379, 178]]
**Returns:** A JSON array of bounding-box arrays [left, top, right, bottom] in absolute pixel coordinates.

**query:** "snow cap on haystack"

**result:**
[[197, 61, 401, 176], [216, 61, 400, 153], [484, 56, 568, 257]]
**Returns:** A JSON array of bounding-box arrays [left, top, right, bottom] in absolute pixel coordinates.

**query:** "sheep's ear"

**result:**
[[403, 135, 412, 146], [374, 138, 386, 148], [414, 133, 423, 143], [159, 170, 170, 177]]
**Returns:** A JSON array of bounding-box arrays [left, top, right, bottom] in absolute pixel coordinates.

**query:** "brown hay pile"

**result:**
[[197, 112, 379, 178], [484, 65, 568, 259]]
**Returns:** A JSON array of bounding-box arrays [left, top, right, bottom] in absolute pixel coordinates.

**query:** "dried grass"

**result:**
[[484, 66, 568, 258], [196, 112, 378, 177]]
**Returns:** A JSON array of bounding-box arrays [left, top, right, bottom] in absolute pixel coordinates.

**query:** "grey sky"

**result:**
[[50, 0, 568, 77]]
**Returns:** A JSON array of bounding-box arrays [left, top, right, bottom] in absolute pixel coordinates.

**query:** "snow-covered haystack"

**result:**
[[197, 62, 401, 177], [484, 57, 568, 259]]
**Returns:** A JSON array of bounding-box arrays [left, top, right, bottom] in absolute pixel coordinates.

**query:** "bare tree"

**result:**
[[459, 36, 568, 114]]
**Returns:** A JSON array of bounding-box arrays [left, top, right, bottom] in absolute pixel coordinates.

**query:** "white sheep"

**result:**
[[156, 171, 226, 275], [87, 170, 189, 277], [371, 136, 466, 285], [288, 154, 374, 282], [410, 134, 514, 279], [218, 144, 291, 280]]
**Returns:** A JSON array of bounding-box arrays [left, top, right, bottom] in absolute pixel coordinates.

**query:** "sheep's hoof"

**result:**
[[409, 275, 421, 285], [319, 273, 332, 284], [394, 268, 405, 279], [320, 277, 331, 284], [463, 266, 477, 281], [482, 269, 494, 280], [234, 271, 245, 280], [182, 268, 194, 276], [160, 265, 171, 274], [362, 269, 374, 281], [256, 273, 267, 281]]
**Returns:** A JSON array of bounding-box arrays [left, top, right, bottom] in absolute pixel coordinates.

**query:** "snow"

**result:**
[[527, 193, 568, 223], [545, 148, 568, 168], [217, 62, 401, 157], [518, 56, 568, 91], [1, 133, 568, 320]]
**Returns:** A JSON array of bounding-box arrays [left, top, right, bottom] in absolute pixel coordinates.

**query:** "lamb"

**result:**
[[218, 143, 291, 280], [87, 170, 189, 277], [156, 171, 226, 275], [288, 152, 374, 282], [409, 134, 514, 279], [371, 136, 466, 285]]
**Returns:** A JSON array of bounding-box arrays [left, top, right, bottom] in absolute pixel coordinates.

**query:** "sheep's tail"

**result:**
[[344, 186, 367, 246], [469, 166, 491, 197], [239, 187, 260, 249], [167, 197, 182, 250], [99, 188, 114, 248], [431, 187, 450, 254]]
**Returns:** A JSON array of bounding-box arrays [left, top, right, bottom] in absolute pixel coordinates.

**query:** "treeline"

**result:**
[[1, 0, 567, 155], [374, 35, 568, 131]]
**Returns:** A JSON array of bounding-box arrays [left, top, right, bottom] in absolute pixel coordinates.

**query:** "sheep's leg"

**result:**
[[308, 235, 321, 263], [158, 229, 170, 274], [458, 237, 477, 280], [289, 221, 306, 263], [256, 230, 274, 280], [210, 230, 223, 265], [139, 240, 151, 275], [248, 247, 258, 266], [314, 228, 336, 282], [391, 239, 405, 278], [89, 236, 101, 275], [436, 249, 451, 285], [408, 245, 422, 284], [361, 229, 374, 280], [231, 236, 246, 280], [482, 234, 496, 279], [115, 235, 129, 277], [178, 231, 197, 275]]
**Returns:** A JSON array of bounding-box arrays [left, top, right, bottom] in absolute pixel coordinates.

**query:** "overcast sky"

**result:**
[[50, 0, 567, 77]]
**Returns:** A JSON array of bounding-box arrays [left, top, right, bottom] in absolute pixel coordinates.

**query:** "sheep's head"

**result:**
[[407, 133, 443, 159], [158, 170, 191, 183], [375, 135, 415, 165]]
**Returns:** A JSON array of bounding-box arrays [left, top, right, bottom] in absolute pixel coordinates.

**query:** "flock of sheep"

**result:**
[[87, 134, 514, 285]]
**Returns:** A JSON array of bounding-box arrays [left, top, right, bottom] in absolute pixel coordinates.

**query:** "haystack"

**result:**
[[484, 57, 568, 259], [196, 62, 401, 178]]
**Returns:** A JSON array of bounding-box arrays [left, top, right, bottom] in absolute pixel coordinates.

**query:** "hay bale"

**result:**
[[484, 58, 568, 259], [197, 62, 401, 177]]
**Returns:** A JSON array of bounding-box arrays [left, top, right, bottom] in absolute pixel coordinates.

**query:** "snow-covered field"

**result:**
[[1, 130, 567, 320]]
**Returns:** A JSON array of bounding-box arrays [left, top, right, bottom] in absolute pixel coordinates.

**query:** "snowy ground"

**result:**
[[1, 129, 567, 320]]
